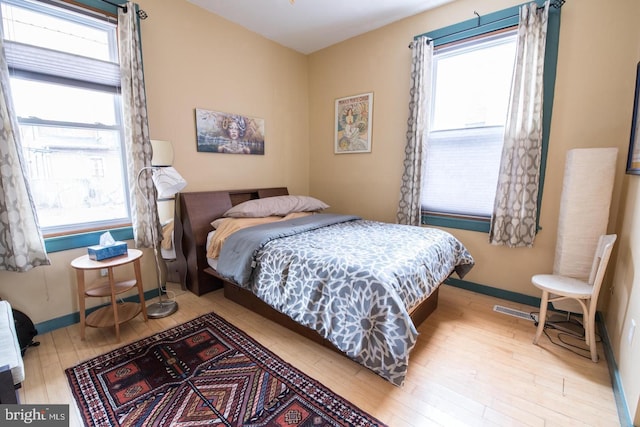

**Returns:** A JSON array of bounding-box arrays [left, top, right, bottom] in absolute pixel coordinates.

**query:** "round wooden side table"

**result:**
[[71, 249, 148, 341]]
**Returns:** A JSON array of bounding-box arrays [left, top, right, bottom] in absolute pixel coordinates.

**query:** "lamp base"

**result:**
[[146, 300, 178, 319]]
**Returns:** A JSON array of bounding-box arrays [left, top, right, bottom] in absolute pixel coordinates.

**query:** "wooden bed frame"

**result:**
[[174, 187, 439, 353]]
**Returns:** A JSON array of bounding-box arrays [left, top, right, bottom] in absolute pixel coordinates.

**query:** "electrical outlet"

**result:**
[[628, 319, 636, 345], [100, 268, 108, 277]]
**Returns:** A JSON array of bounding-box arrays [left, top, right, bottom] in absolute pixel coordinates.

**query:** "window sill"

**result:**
[[44, 226, 134, 253], [422, 213, 490, 233]]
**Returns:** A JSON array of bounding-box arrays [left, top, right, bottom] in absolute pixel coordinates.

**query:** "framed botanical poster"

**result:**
[[335, 92, 373, 154], [627, 62, 640, 174], [195, 108, 265, 155]]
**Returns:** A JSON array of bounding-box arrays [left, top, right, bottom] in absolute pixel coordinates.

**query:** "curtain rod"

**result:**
[[411, 0, 565, 47], [99, 0, 148, 19]]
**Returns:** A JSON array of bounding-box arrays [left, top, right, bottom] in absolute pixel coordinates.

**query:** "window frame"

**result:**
[[12, 74, 131, 235], [1, 0, 133, 252], [416, 1, 561, 233]]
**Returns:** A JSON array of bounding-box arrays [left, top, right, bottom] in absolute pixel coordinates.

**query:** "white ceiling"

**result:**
[[187, 0, 455, 54]]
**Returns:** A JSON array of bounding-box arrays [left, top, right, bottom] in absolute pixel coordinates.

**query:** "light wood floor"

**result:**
[[19, 284, 620, 426]]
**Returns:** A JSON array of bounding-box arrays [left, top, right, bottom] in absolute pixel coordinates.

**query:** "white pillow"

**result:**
[[223, 195, 329, 218]]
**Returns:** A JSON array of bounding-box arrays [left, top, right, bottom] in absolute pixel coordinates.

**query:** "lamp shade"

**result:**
[[150, 139, 174, 166], [152, 167, 187, 198]]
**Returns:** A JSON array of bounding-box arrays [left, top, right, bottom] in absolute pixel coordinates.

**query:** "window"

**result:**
[[417, 2, 561, 232], [1, 0, 129, 236], [422, 30, 517, 219]]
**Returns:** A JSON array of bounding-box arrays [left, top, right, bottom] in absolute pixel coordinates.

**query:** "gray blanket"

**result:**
[[217, 213, 360, 285]]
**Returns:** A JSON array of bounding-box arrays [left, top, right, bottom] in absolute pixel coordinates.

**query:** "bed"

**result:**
[[175, 187, 474, 386]]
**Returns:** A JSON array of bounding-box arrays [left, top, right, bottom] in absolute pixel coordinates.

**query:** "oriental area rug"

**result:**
[[65, 312, 387, 427]]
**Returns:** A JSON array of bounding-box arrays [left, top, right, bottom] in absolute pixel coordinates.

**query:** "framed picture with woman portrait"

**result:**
[[195, 108, 265, 155], [334, 92, 373, 154]]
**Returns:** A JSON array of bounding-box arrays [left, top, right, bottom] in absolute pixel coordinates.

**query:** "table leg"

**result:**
[[76, 269, 86, 340], [108, 267, 120, 341], [133, 259, 148, 321]]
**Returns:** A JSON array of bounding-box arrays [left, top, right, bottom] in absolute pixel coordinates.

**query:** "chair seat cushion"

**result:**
[[532, 274, 593, 298], [0, 301, 25, 385]]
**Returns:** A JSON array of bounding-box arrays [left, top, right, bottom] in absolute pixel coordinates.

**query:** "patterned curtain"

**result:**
[[0, 37, 50, 271], [397, 37, 433, 226], [489, 1, 549, 247], [119, 2, 159, 248]]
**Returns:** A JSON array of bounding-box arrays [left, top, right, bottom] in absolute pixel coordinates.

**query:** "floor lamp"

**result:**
[[136, 165, 187, 318]]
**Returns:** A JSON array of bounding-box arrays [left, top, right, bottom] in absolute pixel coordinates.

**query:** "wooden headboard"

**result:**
[[174, 187, 289, 295]]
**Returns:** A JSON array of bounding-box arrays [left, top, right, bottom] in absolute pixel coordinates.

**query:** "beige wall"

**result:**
[[0, 0, 310, 324], [140, 0, 310, 195], [610, 174, 640, 420], [308, 0, 631, 297], [0, 0, 639, 421], [308, 0, 640, 420]]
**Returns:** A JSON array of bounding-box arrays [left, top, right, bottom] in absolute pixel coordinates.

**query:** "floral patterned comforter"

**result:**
[[217, 214, 474, 386]]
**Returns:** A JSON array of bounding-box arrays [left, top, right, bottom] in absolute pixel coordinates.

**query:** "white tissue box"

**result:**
[[87, 242, 128, 261]]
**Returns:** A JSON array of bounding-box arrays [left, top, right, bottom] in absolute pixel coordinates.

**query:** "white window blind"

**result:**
[[422, 126, 504, 217], [4, 41, 120, 87], [2, 0, 119, 86]]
